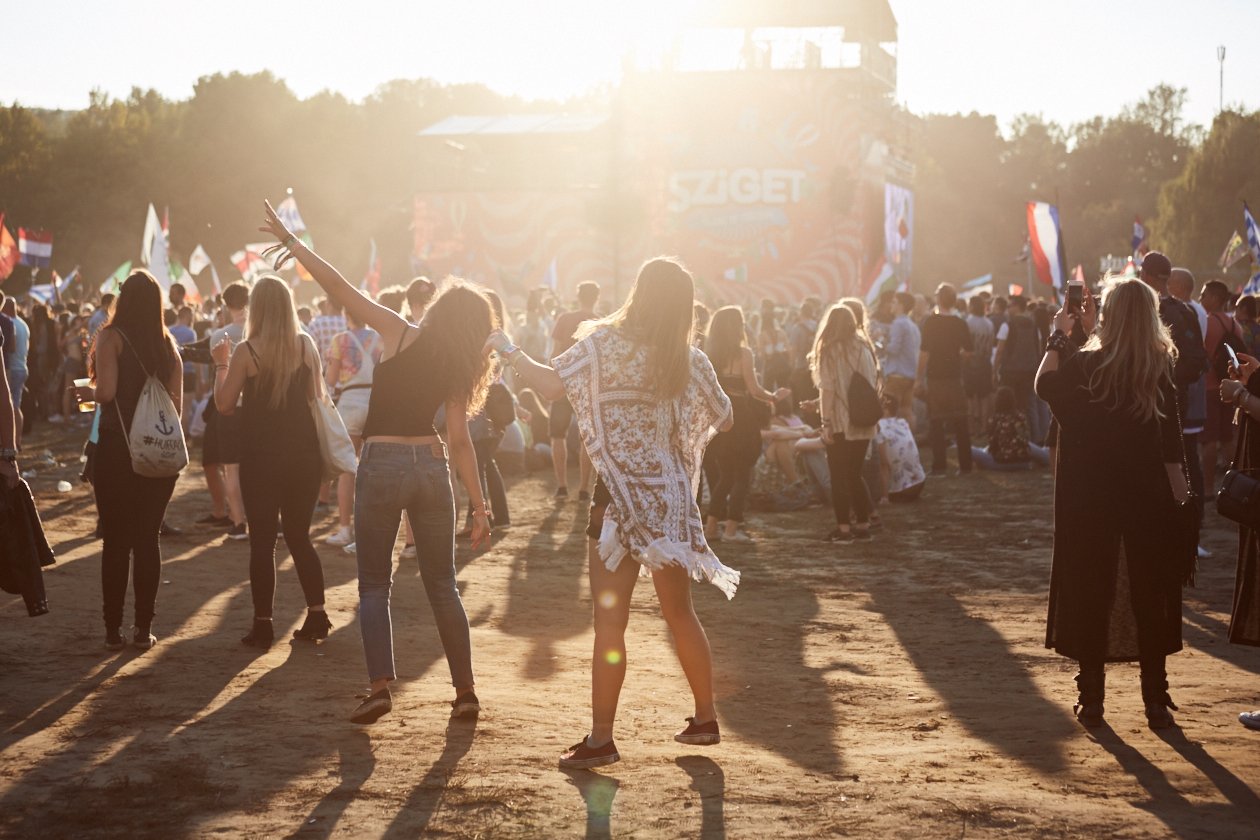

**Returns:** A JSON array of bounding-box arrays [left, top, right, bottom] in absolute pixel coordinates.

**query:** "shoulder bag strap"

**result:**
[[114, 328, 152, 378]]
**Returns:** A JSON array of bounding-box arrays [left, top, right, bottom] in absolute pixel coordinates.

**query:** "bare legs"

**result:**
[[586, 540, 717, 745], [223, 463, 246, 526]]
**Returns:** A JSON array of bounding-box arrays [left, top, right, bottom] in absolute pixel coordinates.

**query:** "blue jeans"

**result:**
[[355, 441, 473, 688]]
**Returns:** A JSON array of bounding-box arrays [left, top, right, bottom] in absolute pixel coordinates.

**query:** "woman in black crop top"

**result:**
[[213, 276, 330, 649], [260, 201, 495, 724], [86, 270, 184, 651]]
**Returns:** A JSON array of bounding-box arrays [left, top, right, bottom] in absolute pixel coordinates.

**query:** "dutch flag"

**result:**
[[17, 228, 52, 270]]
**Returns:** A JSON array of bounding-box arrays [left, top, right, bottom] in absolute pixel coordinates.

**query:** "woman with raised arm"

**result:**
[[84, 270, 184, 650], [259, 201, 494, 724], [488, 257, 735, 770], [212, 276, 331, 648], [1036, 278, 1190, 730]]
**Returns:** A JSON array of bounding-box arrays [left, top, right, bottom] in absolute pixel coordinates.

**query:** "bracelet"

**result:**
[[472, 509, 491, 519], [1045, 330, 1071, 354], [215, 364, 228, 370], [282, 234, 300, 250]]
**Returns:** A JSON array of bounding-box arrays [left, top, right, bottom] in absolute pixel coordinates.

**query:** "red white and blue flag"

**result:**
[[18, 228, 53, 269], [1131, 216, 1147, 257], [1026, 202, 1067, 291]]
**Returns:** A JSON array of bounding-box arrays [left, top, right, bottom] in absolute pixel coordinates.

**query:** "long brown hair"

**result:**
[[89, 269, 175, 381], [705, 305, 746, 372], [1084, 277, 1176, 422], [583, 257, 695, 398], [419, 279, 499, 414]]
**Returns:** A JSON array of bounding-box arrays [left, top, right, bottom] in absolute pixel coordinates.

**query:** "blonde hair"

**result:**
[[580, 257, 695, 398], [246, 275, 306, 411], [809, 303, 875, 386], [1083, 277, 1176, 422]]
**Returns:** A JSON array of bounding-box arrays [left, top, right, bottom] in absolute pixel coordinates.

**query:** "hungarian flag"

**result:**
[[100, 261, 132, 295], [18, 228, 53, 269], [231, 244, 272, 283], [862, 257, 898, 306], [0, 214, 18, 280], [1026, 202, 1066, 291]]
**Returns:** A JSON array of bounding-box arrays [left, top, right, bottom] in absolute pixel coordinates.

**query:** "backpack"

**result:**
[[846, 346, 882, 427], [1001, 314, 1040, 374], [485, 382, 517, 431], [116, 331, 188, 478], [1210, 312, 1248, 380], [1160, 298, 1207, 386]]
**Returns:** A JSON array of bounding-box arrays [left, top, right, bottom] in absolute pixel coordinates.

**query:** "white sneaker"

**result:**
[[1240, 710, 1260, 731], [723, 530, 754, 544], [343, 542, 356, 555], [1197, 545, 1213, 559], [325, 527, 353, 547], [399, 544, 417, 560]]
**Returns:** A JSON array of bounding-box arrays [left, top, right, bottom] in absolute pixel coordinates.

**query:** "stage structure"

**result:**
[[413, 0, 912, 306]]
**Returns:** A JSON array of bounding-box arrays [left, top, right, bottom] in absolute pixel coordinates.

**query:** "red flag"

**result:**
[[0, 214, 18, 281]]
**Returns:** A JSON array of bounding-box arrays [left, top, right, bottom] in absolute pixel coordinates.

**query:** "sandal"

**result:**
[[559, 736, 620, 769]]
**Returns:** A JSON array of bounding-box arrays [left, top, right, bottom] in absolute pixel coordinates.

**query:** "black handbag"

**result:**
[[1217, 419, 1260, 529], [846, 347, 882, 427]]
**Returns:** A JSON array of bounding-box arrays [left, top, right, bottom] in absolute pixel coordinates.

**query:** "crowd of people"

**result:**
[[2, 207, 1259, 767]]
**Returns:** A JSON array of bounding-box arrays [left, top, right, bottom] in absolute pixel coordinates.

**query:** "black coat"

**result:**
[[1036, 349, 1185, 663], [0, 479, 54, 616], [1230, 404, 1260, 647]]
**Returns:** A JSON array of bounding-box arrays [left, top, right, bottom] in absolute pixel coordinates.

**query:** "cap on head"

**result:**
[[1141, 251, 1172, 279]]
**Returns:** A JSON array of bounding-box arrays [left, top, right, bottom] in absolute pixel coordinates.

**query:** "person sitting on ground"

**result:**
[[874, 394, 926, 503], [971, 386, 1051, 470]]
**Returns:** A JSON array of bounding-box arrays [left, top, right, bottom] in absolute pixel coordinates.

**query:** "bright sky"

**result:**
[[1, 0, 1255, 132]]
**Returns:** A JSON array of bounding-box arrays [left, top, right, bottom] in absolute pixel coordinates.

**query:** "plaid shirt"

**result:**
[[307, 315, 347, 362]]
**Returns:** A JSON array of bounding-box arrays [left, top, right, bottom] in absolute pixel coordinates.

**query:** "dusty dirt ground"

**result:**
[[2, 422, 1259, 839]]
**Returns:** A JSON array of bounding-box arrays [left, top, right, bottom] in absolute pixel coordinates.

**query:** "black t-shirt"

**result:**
[[920, 313, 973, 381]]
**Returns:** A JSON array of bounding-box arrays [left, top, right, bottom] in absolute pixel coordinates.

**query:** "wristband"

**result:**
[[1045, 330, 1070, 354]]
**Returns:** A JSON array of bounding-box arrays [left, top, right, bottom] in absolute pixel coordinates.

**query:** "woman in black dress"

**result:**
[[1035, 278, 1190, 729], [1217, 354, 1260, 731]]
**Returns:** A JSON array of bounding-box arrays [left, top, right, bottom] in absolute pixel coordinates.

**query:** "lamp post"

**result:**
[[1218, 45, 1226, 113]]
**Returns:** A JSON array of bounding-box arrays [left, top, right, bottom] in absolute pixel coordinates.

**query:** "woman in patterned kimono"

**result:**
[[486, 257, 735, 769]]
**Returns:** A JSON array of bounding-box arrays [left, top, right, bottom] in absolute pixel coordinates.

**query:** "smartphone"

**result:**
[[1067, 283, 1084, 315], [1226, 342, 1240, 370]]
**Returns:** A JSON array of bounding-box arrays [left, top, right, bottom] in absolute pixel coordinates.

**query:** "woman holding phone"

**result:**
[[1036, 278, 1191, 729]]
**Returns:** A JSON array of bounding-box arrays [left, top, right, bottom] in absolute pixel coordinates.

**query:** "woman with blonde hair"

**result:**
[[1035, 278, 1190, 729], [213, 275, 330, 648], [487, 257, 734, 769], [811, 303, 881, 542], [259, 202, 494, 725]]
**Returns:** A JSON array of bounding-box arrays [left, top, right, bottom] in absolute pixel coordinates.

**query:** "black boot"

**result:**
[[292, 610, 332, 641], [241, 618, 274, 648], [1074, 661, 1105, 727], [1140, 657, 1178, 730]]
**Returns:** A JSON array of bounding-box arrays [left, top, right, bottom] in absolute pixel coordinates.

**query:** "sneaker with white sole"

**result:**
[[1240, 710, 1260, 731], [722, 530, 753, 544], [343, 542, 356, 555], [674, 716, 721, 745], [559, 736, 620, 769], [325, 527, 353, 547]]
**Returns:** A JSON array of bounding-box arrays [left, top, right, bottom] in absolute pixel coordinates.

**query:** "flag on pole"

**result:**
[[17, 228, 53, 269], [362, 239, 381, 295], [141, 203, 162, 265], [56, 267, 80, 297], [1131, 216, 1147, 256], [862, 257, 898, 306], [146, 217, 172, 290], [1026, 202, 1067, 291], [28, 284, 56, 303], [188, 244, 212, 277], [208, 262, 222, 295], [100, 261, 132, 295], [169, 258, 203, 305], [542, 257, 559, 291], [1219, 231, 1248, 270], [231, 244, 272, 283], [0, 215, 18, 281], [1245, 202, 1260, 265]]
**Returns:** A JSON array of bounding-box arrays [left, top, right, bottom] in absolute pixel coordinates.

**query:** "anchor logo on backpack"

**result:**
[[155, 411, 175, 436]]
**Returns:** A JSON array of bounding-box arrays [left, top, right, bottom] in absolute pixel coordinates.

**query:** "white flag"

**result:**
[[141, 203, 162, 265], [148, 218, 172, 290], [188, 244, 212, 276]]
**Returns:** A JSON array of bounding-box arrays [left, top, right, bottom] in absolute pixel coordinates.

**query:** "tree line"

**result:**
[[1, 73, 1257, 301]]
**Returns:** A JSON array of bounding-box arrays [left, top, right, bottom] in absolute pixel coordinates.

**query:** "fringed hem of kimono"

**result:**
[[599, 519, 741, 600]]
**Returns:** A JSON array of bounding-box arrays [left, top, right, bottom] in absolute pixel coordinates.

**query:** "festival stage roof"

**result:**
[[418, 114, 608, 138], [683, 0, 897, 43]]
